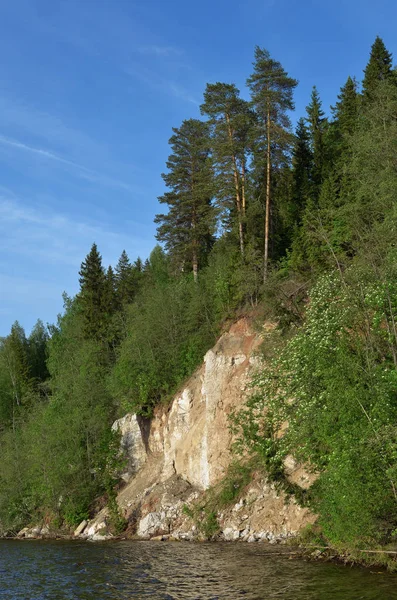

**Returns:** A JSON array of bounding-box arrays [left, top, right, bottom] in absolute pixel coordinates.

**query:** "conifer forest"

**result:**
[[1, 36, 397, 552]]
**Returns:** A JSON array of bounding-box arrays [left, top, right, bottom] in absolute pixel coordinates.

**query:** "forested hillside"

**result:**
[[1, 37, 397, 550]]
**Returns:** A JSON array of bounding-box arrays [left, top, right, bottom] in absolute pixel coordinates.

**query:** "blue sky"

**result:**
[[0, 0, 396, 336]]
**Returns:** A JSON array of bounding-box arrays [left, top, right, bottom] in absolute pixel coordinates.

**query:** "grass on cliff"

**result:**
[[183, 461, 255, 539]]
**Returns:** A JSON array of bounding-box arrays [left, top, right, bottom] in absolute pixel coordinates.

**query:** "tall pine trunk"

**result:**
[[234, 163, 244, 257], [192, 196, 198, 283], [192, 246, 198, 283], [226, 114, 244, 256], [264, 108, 271, 283], [241, 160, 247, 218]]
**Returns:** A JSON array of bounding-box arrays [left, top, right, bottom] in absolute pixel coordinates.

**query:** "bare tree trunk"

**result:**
[[191, 164, 198, 283], [264, 108, 271, 283], [241, 159, 247, 218], [232, 161, 244, 257], [192, 248, 198, 283], [237, 200, 244, 257], [226, 114, 244, 256]]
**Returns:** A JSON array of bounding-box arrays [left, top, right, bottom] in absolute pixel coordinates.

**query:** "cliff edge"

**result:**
[[81, 318, 314, 542]]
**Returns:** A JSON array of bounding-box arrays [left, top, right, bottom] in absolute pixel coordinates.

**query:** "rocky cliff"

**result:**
[[81, 318, 314, 542]]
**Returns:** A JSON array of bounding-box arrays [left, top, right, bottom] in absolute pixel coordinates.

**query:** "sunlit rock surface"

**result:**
[[82, 318, 315, 541]]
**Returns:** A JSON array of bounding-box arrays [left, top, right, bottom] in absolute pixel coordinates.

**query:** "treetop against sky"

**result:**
[[0, 0, 396, 334]]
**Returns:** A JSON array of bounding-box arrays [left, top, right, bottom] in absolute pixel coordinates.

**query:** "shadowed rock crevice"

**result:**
[[137, 415, 151, 454]]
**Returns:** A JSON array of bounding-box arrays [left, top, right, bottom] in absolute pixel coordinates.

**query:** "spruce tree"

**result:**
[[292, 118, 313, 223], [306, 86, 327, 191], [247, 46, 297, 281], [362, 36, 394, 101], [104, 266, 117, 315], [155, 119, 215, 282], [134, 257, 143, 272], [332, 76, 358, 137], [28, 319, 49, 383], [201, 83, 253, 255], [330, 76, 359, 170], [78, 243, 107, 339], [115, 250, 137, 305]]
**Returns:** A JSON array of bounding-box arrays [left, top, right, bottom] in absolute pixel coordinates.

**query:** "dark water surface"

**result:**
[[1, 540, 397, 600]]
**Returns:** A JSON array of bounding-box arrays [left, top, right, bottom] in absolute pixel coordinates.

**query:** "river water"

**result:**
[[1, 540, 397, 599]]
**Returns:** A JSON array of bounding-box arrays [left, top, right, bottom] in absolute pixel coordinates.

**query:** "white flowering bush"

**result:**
[[233, 267, 397, 545]]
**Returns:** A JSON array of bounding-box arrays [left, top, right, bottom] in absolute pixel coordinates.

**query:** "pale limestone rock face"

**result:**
[[155, 319, 261, 490], [223, 527, 240, 541], [82, 318, 316, 542], [17, 527, 30, 538], [162, 388, 194, 481], [283, 454, 316, 490], [218, 474, 315, 541], [89, 532, 114, 542], [112, 413, 147, 481], [85, 511, 108, 538], [74, 520, 87, 537], [137, 512, 167, 539], [15, 524, 52, 539]]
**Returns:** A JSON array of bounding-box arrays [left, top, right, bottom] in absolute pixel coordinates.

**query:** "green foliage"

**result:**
[[0, 295, 123, 531], [109, 268, 218, 414], [298, 523, 327, 547], [292, 118, 313, 222], [215, 462, 253, 507], [2, 37, 397, 554], [28, 320, 49, 384], [331, 76, 359, 156], [247, 46, 298, 278], [305, 86, 327, 190], [362, 36, 394, 102], [0, 321, 37, 432], [78, 243, 110, 340], [200, 82, 253, 254], [247, 46, 298, 121], [184, 461, 254, 539], [115, 250, 142, 307], [155, 119, 216, 281], [234, 265, 397, 546]]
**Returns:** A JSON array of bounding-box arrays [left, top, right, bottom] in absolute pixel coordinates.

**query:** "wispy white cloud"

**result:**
[[125, 63, 200, 106], [0, 133, 136, 192], [138, 45, 184, 57], [0, 196, 155, 334], [2, 3, 197, 108], [0, 197, 153, 267], [0, 93, 152, 199], [0, 96, 110, 162], [0, 134, 91, 169], [166, 83, 200, 105]]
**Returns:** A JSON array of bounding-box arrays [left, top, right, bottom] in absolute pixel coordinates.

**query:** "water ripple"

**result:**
[[0, 540, 397, 599]]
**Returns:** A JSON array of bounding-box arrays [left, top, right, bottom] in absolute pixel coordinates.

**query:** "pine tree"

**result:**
[[78, 243, 107, 339], [247, 46, 297, 281], [201, 83, 253, 255], [306, 86, 327, 191], [362, 36, 394, 101], [155, 119, 215, 282]]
